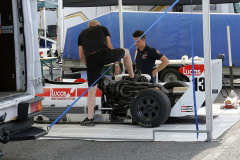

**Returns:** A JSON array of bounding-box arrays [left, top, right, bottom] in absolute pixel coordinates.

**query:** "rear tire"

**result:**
[[159, 68, 183, 82], [130, 89, 171, 128]]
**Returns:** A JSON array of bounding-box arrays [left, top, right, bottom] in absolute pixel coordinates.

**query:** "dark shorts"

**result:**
[[86, 48, 125, 86]]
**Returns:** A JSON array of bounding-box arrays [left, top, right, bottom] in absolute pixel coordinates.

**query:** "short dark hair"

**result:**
[[132, 30, 145, 39]]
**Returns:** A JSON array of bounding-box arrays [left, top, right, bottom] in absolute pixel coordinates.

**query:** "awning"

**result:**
[[63, 0, 240, 7], [38, 0, 58, 9]]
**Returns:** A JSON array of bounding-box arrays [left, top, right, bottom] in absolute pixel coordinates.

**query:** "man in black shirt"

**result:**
[[132, 30, 169, 83], [78, 20, 134, 126]]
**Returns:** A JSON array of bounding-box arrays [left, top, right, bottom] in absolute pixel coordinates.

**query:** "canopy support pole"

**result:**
[[118, 0, 124, 48], [118, 0, 125, 72], [57, 0, 64, 56], [43, 7, 47, 48], [202, 0, 213, 141]]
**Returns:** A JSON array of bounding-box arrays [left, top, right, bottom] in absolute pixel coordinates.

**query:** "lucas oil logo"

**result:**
[[179, 64, 204, 76], [51, 88, 76, 100]]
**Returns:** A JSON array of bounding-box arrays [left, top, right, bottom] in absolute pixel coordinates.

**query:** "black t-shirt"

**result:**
[[135, 45, 163, 77], [78, 25, 110, 57]]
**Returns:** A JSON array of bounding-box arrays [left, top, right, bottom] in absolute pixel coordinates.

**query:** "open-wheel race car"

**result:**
[[96, 72, 188, 128], [36, 60, 222, 128]]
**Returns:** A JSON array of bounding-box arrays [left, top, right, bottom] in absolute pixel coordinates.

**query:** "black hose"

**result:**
[[119, 85, 148, 97], [221, 78, 229, 98]]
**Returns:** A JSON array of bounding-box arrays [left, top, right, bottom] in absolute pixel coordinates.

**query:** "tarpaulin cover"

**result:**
[[63, 12, 240, 67], [63, 0, 240, 7]]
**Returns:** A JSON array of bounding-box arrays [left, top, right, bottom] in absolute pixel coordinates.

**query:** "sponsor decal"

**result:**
[[142, 52, 148, 59], [181, 106, 193, 112], [179, 64, 204, 76], [36, 88, 102, 100], [51, 88, 76, 100], [36, 88, 101, 100]]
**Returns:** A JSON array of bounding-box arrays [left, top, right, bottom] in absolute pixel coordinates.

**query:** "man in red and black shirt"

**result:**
[[132, 30, 169, 83], [78, 20, 134, 126]]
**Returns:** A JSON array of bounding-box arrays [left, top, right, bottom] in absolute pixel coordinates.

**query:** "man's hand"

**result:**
[[152, 69, 158, 77], [152, 55, 169, 77], [114, 63, 121, 75]]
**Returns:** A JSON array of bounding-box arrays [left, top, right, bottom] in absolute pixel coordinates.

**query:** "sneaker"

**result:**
[[80, 118, 95, 127]]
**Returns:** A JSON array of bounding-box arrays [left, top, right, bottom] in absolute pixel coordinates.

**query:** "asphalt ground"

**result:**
[[1, 116, 240, 160]]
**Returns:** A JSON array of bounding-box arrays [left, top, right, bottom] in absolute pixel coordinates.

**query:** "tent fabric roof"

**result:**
[[63, 0, 240, 7]]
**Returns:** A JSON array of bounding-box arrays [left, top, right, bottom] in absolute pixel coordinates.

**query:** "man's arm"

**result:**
[[152, 55, 169, 77], [106, 36, 113, 49], [79, 46, 86, 64], [106, 36, 121, 75]]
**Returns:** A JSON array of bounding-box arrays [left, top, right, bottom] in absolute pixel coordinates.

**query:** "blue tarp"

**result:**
[[63, 12, 240, 67]]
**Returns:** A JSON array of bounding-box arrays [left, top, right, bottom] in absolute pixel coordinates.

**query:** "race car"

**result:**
[[96, 73, 188, 127], [36, 59, 222, 128]]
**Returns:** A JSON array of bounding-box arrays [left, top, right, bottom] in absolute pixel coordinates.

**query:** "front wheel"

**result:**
[[130, 89, 171, 128]]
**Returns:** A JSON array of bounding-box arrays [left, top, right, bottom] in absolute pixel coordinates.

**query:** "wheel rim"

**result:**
[[136, 96, 160, 121], [164, 73, 178, 82]]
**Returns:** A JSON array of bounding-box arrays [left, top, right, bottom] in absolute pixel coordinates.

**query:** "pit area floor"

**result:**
[[38, 66, 240, 141], [35, 103, 240, 142]]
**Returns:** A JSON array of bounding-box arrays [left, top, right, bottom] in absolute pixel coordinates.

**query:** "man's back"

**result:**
[[78, 25, 110, 56]]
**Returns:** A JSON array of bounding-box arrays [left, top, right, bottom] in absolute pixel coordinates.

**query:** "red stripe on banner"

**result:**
[[35, 88, 50, 97], [77, 88, 102, 97]]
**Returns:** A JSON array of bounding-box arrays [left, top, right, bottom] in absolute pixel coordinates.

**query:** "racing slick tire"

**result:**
[[159, 68, 183, 82], [130, 88, 171, 128], [163, 81, 188, 107]]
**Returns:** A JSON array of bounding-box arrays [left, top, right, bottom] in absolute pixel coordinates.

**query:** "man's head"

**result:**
[[132, 30, 146, 50], [88, 20, 101, 28]]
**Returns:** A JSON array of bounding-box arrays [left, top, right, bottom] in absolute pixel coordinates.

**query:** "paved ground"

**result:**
[[1, 118, 240, 160]]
